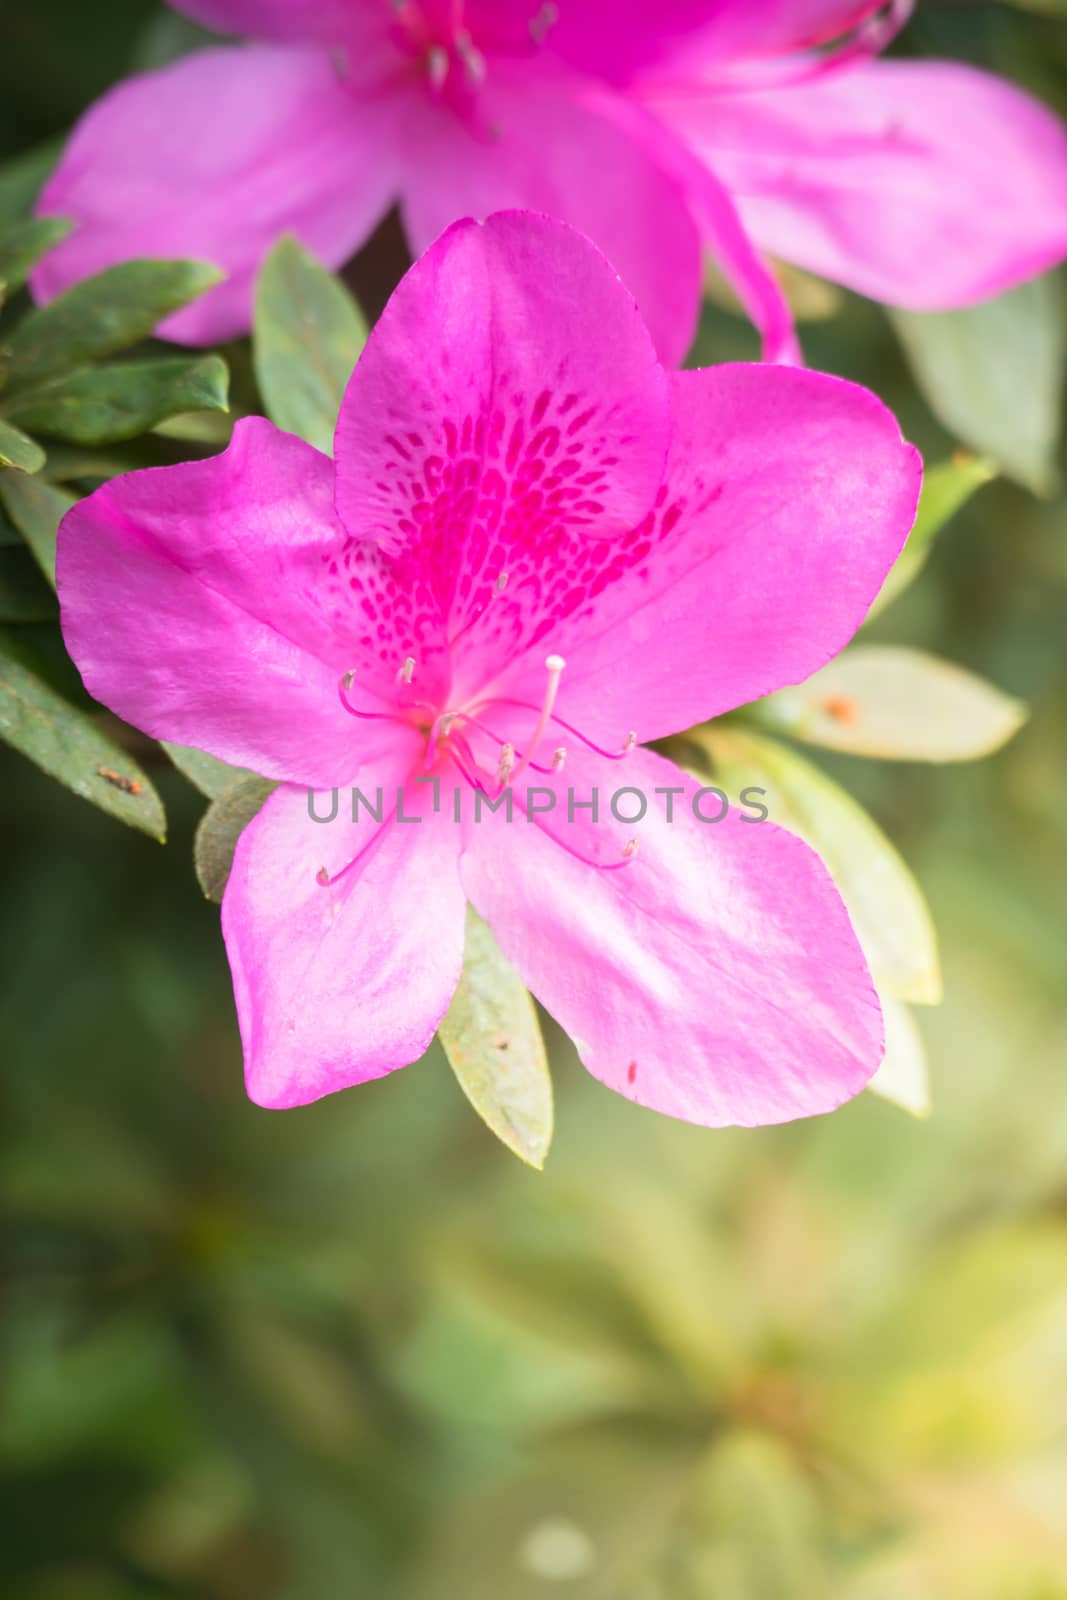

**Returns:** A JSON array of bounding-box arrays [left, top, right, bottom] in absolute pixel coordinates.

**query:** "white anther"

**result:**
[[622, 730, 636, 754], [495, 571, 510, 592], [552, 746, 566, 772], [341, 668, 356, 691], [426, 45, 449, 91], [496, 742, 516, 784], [623, 838, 639, 860], [400, 656, 416, 684]]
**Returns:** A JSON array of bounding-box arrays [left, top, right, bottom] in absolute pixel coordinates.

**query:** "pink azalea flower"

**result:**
[[57, 212, 920, 1127], [33, 1, 1067, 365]]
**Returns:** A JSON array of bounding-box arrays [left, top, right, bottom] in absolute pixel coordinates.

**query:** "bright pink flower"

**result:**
[[57, 213, 920, 1127], [33, 1, 1067, 365]]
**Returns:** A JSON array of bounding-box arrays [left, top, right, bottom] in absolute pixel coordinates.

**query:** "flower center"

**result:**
[[318, 648, 640, 885], [386, 0, 558, 112]]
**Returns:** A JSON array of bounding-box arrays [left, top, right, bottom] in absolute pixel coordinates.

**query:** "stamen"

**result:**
[[338, 671, 403, 723], [443, 709, 557, 774], [446, 569, 510, 651], [455, 29, 486, 84], [552, 746, 566, 772], [507, 654, 565, 788], [486, 696, 637, 763], [426, 45, 449, 91], [496, 742, 516, 785], [528, 810, 639, 873], [400, 656, 416, 684], [316, 808, 395, 889], [529, 2, 558, 45]]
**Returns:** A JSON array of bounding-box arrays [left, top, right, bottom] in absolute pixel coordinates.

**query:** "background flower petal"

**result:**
[[34, 46, 400, 344], [653, 60, 1067, 309]]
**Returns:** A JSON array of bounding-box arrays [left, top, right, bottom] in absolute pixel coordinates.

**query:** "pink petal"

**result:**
[[334, 210, 672, 697], [461, 746, 883, 1128], [224, 774, 466, 1109], [57, 418, 432, 784], [546, 2, 886, 83], [166, 0, 374, 42], [654, 59, 1067, 309], [479, 363, 920, 746], [34, 46, 399, 344], [397, 73, 702, 365]]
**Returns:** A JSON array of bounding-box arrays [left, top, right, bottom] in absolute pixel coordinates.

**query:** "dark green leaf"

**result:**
[[869, 454, 997, 619], [254, 234, 367, 454], [194, 775, 277, 900], [680, 724, 940, 1005], [1, 258, 225, 390], [890, 278, 1065, 496], [7, 355, 230, 446], [0, 470, 74, 585], [0, 139, 61, 227], [0, 416, 45, 474], [439, 908, 553, 1170], [0, 629, 165, 837], [0, 216, 73, 294], [751, 646, 1027, 762], [0, 546, 56, 622], [163, 740, 253, 800]]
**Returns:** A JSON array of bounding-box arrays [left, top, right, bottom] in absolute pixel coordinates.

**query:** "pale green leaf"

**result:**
[[0, 417, 45, 475], [868, 454, 997, 620], [194, 775, 276, 900], [752, 646, 1026, 762], [439, 908, 554, 1170], [868, 995, 931, 1118], [890, 278, 1065, 496], [0, 629, 165, 838], [254, 234, 367, 454], [684, 725, 940, 1004]]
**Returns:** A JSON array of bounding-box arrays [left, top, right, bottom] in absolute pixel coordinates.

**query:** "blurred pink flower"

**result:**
[[57, 212, 921, 1126], [32, 0, 1067, 364]]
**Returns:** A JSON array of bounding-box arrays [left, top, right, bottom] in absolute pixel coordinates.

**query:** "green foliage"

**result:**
[[194, 775, 277, 901], [0, 625, 164, 838], [890, 277, 1065, 496], [0, 215, 72, 294], [6, 352, 229, 446], [439, 908, 554, 1169], [0, 416, 45, 473], [869, 453, 997, 619], [254, 233, 368, 454], [752, 645, 1027, 762]]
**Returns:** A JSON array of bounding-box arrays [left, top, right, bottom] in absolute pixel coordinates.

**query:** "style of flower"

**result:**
[[33, 1, 1067, 365], [57, 212, 920, 1126]]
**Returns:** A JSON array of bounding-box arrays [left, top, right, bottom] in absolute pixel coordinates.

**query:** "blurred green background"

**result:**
[[2, 5, 1067, 1597]]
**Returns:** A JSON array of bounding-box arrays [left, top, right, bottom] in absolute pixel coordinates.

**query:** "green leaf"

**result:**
[[6, 355, 230, 446], [254, 234, 367, 454], [0, 215, 73, 294], [1, 258, 225, 390], [0, 139, 60, 227], [0, 629, 165, 838], [682, 725, 940, 1004], [868, 453, 997, 620], [439, 907, 554, 1170], [0, 417, 45, 474], [868, 995, 930, 1118], [752, 645, 1027, 762], [0, 470, 74, 585], [163, 740, 253, 800], [194, 775, 277, 900], [0, 547, 56, 622], [890, 277, 1065, 496]]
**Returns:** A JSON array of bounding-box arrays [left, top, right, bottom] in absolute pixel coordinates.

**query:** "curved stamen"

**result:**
[[338, 671, 405, 724], [316, 806, 396, 888], [648, 0, 913, 96], [445, 708, 558, 775], [507, 654, 566, 789], [486, 696, 636, 762], [526, 806, 640, 872]]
